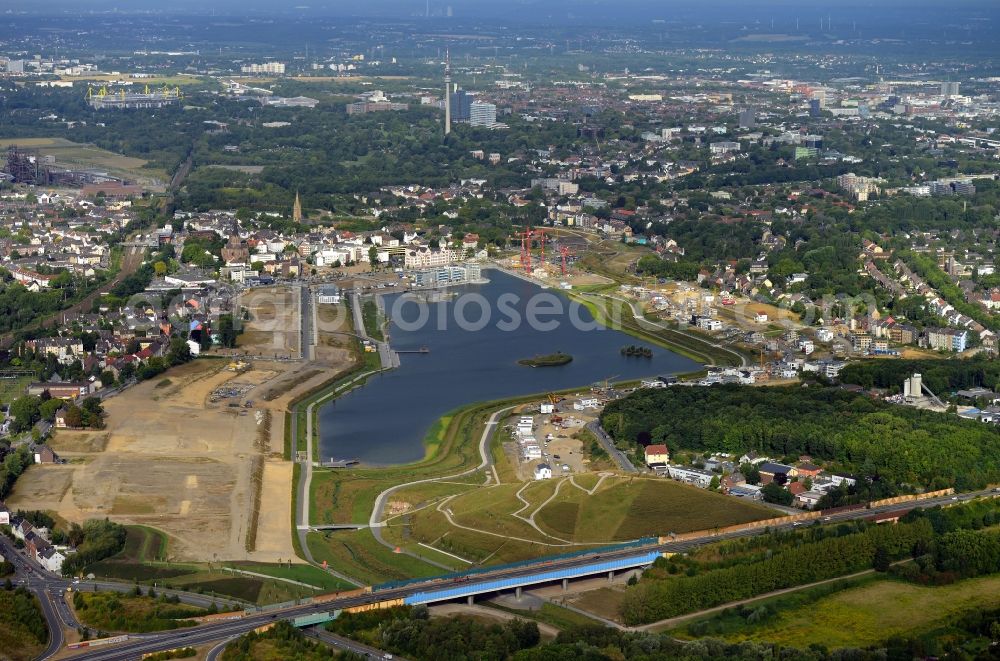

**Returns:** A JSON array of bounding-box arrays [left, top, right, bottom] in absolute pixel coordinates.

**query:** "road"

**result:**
[[57, 488, 991, 660], [585, 420, 637, 473], [0, 532, 255, 661], [300, 283, 311, 361], [303, 625, 403, 660]]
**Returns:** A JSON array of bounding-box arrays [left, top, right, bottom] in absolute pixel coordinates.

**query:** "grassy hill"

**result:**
[[385, 476, 775, 570]]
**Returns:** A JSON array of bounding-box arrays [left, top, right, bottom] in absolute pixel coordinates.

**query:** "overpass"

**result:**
[[70, 488, 996, 660], [403, 551, 661, 605]]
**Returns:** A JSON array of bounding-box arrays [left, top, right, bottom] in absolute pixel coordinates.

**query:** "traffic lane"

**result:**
[[205, 634, 241, 661], [304, 626, 401, 659], [35, 588, 65, 660]]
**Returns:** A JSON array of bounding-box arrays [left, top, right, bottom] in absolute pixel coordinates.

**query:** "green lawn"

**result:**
[[531, 477, 774, 541], [225, 562, 354, 591], [0, 375, 34, 407], [117, 525, 170, 562], [717, 574, 1000, 649]]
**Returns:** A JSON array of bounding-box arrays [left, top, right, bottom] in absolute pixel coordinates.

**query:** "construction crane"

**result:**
[[520, 226, 532, 273], [546, 393, 563, 405], [559, 245, 574, 275], [593, 374, 620, 393]]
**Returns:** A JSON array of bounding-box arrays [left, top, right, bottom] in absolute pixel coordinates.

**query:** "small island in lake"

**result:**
[[621, 344, 653, 358], [518, 352, 573, 368]]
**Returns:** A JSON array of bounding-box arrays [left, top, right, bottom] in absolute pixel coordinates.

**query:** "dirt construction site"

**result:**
[[8, 286, 359, 564]]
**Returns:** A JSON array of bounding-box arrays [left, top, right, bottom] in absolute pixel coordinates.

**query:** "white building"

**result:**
[[534, 463, 553, 480], [241, 62, 286, 75], [404, 246, 456, 269], [469, 101, 497, 127], [38, 547, 66, 573], [666, 465, 714, 488]]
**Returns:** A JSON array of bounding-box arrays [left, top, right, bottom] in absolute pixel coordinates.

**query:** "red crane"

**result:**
[[559, 245, 574, 275], [520, 226, 532, 273]]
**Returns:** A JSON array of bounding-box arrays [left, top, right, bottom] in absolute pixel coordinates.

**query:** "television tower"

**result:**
[[444, 49, 452, 136]]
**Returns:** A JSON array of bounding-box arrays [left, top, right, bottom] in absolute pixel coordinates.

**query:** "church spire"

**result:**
[[292, 190, 302, 222]]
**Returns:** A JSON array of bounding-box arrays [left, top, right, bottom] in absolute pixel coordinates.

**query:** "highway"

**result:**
[[63, 488, 995, 660]]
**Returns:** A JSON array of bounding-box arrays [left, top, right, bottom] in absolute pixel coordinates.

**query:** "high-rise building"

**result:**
[[809, 99, 822, 117], [738, 108, 756, 129], [450, 89, 472, 122], [469, 101, 497, 127], [941, 81, 960, 97], [444, 50, 452, 136]]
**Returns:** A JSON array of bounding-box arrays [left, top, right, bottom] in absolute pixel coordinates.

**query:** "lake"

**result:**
[[318, 269, 701, 465]]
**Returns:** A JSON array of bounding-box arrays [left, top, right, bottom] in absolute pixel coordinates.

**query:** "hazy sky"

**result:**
[[6, 0, 999, 13]]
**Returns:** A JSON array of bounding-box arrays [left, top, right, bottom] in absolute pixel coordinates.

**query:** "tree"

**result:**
[[64, 404, 83, 429], [762, 481, 793, 506], [153, 261, 167, 277], [368, 245, 379, 271], [167, 337, 192, 366], [9, 395, 42, 433], [99, 370, 117, 388], [39, 398, 65, 422], [873, 546, 891, 572], [218, 314, 238, 348]]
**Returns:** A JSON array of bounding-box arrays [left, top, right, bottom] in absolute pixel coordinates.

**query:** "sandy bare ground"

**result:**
[[10, 291, 358, 564], [9, 361, 297, 562], [237, 286, 300, 359]]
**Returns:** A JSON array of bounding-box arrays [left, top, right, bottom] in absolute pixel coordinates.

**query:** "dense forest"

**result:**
[[600, 384, 1000, 493], [838, 358, 1000, 395]]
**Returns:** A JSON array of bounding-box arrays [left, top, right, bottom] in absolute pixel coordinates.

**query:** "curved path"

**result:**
[[589, 292, 748, 368], [367, 407, 514, 530]]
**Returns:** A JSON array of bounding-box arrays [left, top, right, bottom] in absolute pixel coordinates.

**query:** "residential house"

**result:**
[[644, 444, 670, 467], [33, 445, 57, 464], [795, 461, 823, 478], [758, 462, 798, 482], [534, 463, 553, 480], [728, 485, 763, 500], [926, 327, 968, 352], [38, 546, 66, 573], [796, 490, 826, 509]]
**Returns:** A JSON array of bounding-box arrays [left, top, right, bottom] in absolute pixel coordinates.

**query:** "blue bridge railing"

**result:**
[[374, 537, 657, 592]]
